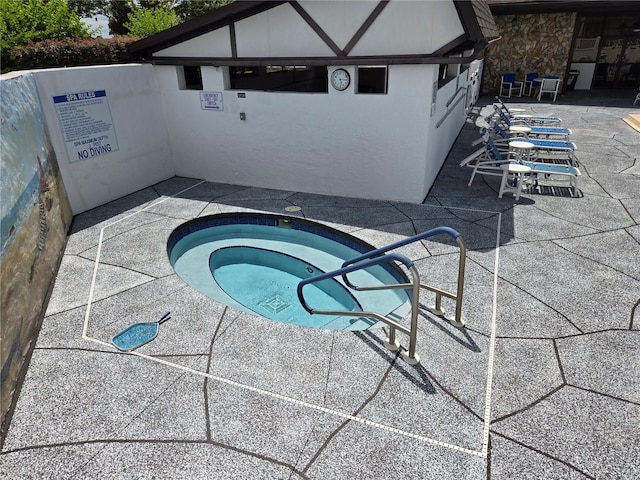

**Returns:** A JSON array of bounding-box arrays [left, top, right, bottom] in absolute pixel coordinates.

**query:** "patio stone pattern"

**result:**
[[1, 91, 639, 479]]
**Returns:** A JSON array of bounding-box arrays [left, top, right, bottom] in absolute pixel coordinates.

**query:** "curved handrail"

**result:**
[[296, 226, 467, 364], [341, 226, 461, 288], [296, 253, 415, 314]]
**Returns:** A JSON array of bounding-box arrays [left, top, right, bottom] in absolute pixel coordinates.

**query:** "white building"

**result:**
[[127, 0, 499, 203]]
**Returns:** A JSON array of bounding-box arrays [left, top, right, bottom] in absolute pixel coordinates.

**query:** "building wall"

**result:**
[[483, 12, 576, 94], [33, 64, 175, 214], [1, 73, 72, 427], [157, 63, 462, 203]]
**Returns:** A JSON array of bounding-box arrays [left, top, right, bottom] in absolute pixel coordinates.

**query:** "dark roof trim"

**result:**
[[128, 1, 287, 56], [138, 45, 488, 67], [289, 1, 343, 56], [487, 1, 640, 15], [128, 0, 497, 63]]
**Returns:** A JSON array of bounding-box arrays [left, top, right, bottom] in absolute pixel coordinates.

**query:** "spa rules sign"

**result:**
[[53, 90, 119, 163]]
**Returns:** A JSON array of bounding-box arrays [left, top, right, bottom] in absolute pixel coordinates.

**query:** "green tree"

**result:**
[[173, 0, 234, 22], [107, 0, 135, 36], [68, 0, 109, 18], [123, 3, 179, 37], [0, 0, 96, 50]]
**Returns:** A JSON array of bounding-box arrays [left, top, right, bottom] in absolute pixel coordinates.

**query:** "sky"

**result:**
[[81, 14, 112, 38]]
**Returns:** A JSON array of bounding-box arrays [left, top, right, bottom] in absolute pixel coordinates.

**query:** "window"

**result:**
[[178, 66, 203, 90], [356, 66, 387, 94], [438, 64, 456, 89], [229, 66, 328, 92]]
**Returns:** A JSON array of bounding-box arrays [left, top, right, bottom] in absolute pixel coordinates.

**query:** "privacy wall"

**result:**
[[33, 64, 175, 214], [155, 63, 455, 203], [1, 73, 72, 425]]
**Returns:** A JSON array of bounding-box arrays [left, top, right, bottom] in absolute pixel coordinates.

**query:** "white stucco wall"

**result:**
[[33, 64, 174, 214], [157, 0, 465, 60], [8, 60, 472, 213], [155, 64, 444, 203]]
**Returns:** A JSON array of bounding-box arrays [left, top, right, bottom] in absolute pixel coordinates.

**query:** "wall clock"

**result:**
[[330, 68, 350, 91]]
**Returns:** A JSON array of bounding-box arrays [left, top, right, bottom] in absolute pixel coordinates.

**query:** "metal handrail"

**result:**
[[341, 226, 466, 327], [297, 253, 422, 364], [296, 227, 467, 364]]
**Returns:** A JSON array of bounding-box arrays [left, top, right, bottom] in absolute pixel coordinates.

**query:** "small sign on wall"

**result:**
[[431, 69, 438, 117], [53, 89, 119, 163], [200, 92, 224, 111]]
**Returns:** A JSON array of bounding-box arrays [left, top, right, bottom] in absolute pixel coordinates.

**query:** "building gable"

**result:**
[[128, 0, 499, 66]]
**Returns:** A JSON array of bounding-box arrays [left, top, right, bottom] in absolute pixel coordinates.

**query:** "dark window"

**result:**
[[356, 66, 387, 94], [179, 66, 203, 90], [229, 66, 328, 92], [438, 64, 456, 89]]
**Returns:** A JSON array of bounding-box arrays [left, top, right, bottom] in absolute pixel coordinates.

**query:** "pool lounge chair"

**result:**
[[492, 108, 572, 140], [476, 126, 580, 168], [487, 122, 577, 153], [460, 136, 581, 197], [494, 96, 562, 125]]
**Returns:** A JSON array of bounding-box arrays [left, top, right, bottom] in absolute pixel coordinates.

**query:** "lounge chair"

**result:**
[[494, 96, 562, 125], [487, 122, 577, 153], [492, 108, 572, 140], [460, 135, 581, 197]]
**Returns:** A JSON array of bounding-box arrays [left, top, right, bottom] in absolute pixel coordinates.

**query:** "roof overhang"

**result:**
[[127, 0, 499, 66], [487, 0, 640, 15]]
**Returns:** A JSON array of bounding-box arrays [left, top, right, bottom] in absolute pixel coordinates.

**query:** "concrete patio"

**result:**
[[1, 91, 639, 479]]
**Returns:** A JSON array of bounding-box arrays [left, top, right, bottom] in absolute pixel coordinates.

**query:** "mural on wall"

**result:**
[[1, 73, 72, 423], [1, 75, 56, 260]]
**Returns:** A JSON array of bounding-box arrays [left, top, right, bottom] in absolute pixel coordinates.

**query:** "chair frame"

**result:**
[[461, 134, 581, 197], [493, 97, 562, 125], [486, 122, 578, 161], [524, 73, 539, 96], [500, 73, 523, 98], [537, 78, 560, 102], [490, 108, 572, 140]]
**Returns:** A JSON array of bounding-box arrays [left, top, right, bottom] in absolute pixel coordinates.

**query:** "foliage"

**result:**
[[173, 0, 234, 22], [124, 3, 180, 37], [0, 0, 97, 51], [68, 0, 110, 18], [2, 36, 140, 73], [107, 0, 136, 36]]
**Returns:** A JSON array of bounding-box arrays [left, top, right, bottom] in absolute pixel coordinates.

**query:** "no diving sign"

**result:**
[[53, 90, 119, 162]]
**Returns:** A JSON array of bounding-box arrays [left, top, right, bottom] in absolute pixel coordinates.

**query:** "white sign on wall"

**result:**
[[53, 89, 119, 163], [200, 91, 224, 111]]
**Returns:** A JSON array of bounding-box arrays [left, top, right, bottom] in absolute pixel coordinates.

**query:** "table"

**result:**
[[509, 140, 535, 161], [499, 163, 531, 200], [509, 125, 532, 137]]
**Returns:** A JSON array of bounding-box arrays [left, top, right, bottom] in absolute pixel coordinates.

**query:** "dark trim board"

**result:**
[[487, 0, 640, 15], [128, 0, 498, 64], [144, 47, 488, 68]]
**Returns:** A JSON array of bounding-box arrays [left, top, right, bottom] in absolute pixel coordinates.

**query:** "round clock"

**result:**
[[331, 68, 350, 91]]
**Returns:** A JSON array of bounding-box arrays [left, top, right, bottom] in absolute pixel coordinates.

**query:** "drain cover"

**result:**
[[261, 295, 291, 314]]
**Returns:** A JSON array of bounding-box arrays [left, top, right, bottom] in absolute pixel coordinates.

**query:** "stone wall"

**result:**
[[483, 12, 576, 95]]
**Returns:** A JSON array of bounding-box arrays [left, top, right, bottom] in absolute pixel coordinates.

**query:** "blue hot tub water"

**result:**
[[168, 215, 411, 331]]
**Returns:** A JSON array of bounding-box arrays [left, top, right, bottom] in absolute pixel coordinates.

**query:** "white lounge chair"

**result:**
[[492, 108, 572, 140], [493, 96, 562, 125], [460, 135, 581, 197]]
